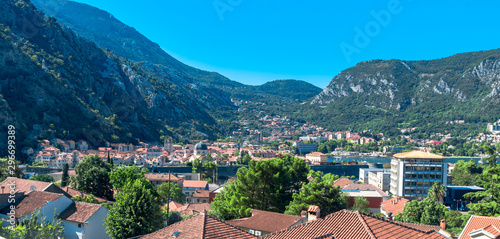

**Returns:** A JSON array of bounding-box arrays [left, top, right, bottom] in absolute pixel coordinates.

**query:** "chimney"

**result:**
[[300, 210, 307, 218], [307, 205, 320, 221], [440, 219, 446, 230]]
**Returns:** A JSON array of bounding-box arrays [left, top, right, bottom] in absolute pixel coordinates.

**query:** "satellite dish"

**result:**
[[30, 185, 37, 191]]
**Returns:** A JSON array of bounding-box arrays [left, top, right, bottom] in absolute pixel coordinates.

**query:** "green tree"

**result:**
[[105, 178, 164, 239], [394, 198, 447, 225], [73, 194, 99, 204], [74, 154, 113, 200], [0, 158, 24, 182], [192, 158, 201, 173], [107, 151, 113, 166], [352, 196, 370, 214], [164, 211, 183, 225], [465, 146, 500, 216], [451, 159, 480, 185], [444, 210, 470, 235], [236, 154, 252, 165], [211, 155, 309, 220], [202, 160, 216, 182], [0, 209, 64, 239], [29, 174, 54, 183], [285, 171, 348, 216], [427, 182, 446, 202], [61, 163, 69, 187], [109, 165, 147, 190], [157, 182, 186, 203]]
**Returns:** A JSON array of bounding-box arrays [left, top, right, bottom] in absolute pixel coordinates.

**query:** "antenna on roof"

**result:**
[[30, 185, 37, 191]]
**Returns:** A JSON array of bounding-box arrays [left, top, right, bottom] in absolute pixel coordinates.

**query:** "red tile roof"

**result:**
[[61, 186, 107, 203], [264, 210, 447, 239], [193, 190, 210, 198], [178, 203, 212, 216], [162, 201, 185, 211], [183, 180, 208, 188], [140, 213, 256, 239], [1, 177, 52, 193], [0, 191, 63, 218], [381, 197, 409, 216], [342, 183, 389, 197], [459, 215, 500, 239], [227, 209, 305, 233], [58, 202, 103, 223], [332, 178, 354, 188]]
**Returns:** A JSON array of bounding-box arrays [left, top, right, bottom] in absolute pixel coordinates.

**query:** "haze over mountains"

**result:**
[[1, 0, 500, 154]]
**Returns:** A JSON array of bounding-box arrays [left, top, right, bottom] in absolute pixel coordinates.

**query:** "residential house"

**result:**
[[191, 190, 210, 204], [264, 209, 448, 239], [0, 177, 72, 198], [145, 173, 181, 188], [459, 215, 500, 239], [306, 152, 328, 165], [380, 197, 409, 218], [341, 184, 390, 214], [227, 209, 307, 236], [59, 202, 109, 239], [182, 180, 209, 199], [368, 170, 391, 192], [140, 212, 256, 239]]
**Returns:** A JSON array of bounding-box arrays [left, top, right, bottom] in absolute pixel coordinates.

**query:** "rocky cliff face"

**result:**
[[304, 50, 500, 134], [0, 0, 234, 154]]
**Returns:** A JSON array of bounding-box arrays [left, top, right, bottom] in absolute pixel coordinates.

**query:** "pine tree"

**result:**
[[61, 163, 69, 187]]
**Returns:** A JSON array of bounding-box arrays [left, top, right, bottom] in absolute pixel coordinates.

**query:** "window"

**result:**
[[255, 231, 261, 236], [249, 230, 254, 235], [78, 224, 82, 228]]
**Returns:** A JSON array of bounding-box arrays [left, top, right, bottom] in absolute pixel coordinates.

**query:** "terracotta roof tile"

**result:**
[[183, 180, 208, 188], [264, 210, 447, 239], [332, 178, 354, 188], [58, 202, 103, 223], [145, 173, 180, 182], [60, 186, 107, 203], [381, 197, 409, 216], [459, 215, 500, 239], [193, 190, 210, 198], [140, 213, 256, 239], [0, 177, 72, 198], [0, 191, 63, 218], [227, 209, 305, 233]]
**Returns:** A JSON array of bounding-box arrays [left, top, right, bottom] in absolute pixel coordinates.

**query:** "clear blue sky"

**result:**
[[73, 0, 500, 88]]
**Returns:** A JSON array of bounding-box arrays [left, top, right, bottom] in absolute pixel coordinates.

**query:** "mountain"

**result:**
[[30, 0, 321, 103], [0, 0, 236, 155], [30, 0, 243, 89], [302, 49, 500, 136]]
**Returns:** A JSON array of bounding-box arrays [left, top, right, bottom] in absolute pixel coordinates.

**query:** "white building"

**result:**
[[487, 120, 500, 134], [359, 168, 390, 184], [306, 152, 328, 165], [390, 151, 447, 200], [292, 142, 317, 155], [368, 171, 391, 192]]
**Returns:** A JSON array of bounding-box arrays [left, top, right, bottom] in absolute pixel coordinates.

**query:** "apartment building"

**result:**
[[390, 151, 447, 200]]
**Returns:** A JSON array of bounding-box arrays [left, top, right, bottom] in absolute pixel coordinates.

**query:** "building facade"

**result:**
[[359, 168, 390, 184], [368, 171, 391, 192], [390, 151, 447, 200]]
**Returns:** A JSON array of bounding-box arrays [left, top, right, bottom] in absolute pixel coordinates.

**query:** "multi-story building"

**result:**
[[487, 120, 500, 133], [359, 168, 390, 184], [306, 152, 328, 165], [390, 151, 447, 200], [292, 142, 317, 155], [368, 171, 391, 192]]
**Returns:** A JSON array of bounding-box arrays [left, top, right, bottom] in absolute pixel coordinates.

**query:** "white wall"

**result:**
[[62, 206, 109, 239]]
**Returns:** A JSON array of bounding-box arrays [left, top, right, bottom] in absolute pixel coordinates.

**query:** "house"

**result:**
[[60, 186, 108, 203], [380, 197, 409, 218], [332, 178, 354, 188], [459, 215, 500, 239], [341, 184, 390, 214], [264, 209, 448, 239], [227, 209, 307, 236], [177, 203, 212, 217], [305, 152, 328, 165], [140, 212, 256, 239], [0, 177, 72, 199], [0, 191, 73, 226], [59, 202, 109, 239], [182, 180, 209, 199], [191, 190, 210, 204], [145, 173, 181, 188]]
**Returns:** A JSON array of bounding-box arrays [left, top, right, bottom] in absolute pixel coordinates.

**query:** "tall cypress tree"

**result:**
[[107, 151, 113, 166], [61, 163, 69, 187]]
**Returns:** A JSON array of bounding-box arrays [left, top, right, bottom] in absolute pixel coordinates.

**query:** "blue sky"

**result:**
[[73, 0, 500, 88]]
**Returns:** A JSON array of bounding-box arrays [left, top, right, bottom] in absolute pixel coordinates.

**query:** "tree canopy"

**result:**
[[109, 165, 148, 190], [29, 174, 54, 183], [211, 154, 309, 220], [105, 178, 164, 239], [74, 154, 113, 200], [157, 182, 186, 204], [285, 171, 348, 216]]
